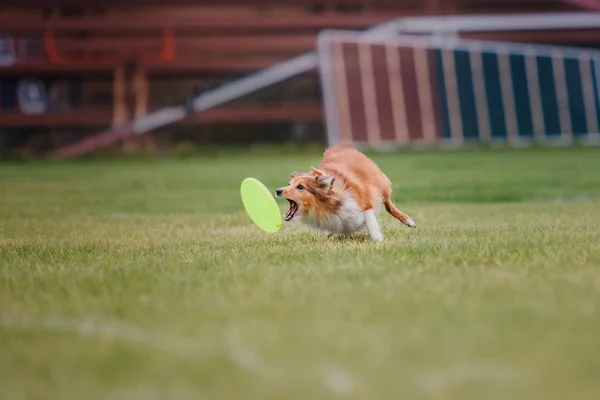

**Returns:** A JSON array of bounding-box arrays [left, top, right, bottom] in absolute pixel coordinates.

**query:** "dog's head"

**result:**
[[275, 167, 337, 221]]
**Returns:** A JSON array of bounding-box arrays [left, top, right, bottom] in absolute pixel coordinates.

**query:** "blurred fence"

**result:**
[[318, 30, 600, 148]]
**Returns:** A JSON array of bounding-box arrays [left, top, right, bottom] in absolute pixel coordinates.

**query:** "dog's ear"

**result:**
[[316, 174, 335, 188], [311, 167, 334, 188], [310, 167, 324, 176]]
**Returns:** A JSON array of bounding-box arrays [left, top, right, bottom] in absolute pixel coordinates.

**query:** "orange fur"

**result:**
[[275, 144, 416, 241]]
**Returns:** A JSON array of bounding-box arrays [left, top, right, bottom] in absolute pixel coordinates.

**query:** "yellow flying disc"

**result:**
[[240, 177, 282, 233]]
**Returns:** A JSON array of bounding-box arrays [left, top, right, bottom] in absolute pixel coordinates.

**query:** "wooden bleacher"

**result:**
[[0, 0, 597, 153]]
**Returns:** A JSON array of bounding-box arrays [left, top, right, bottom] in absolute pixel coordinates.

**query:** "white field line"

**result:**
[[0, 313, 217, 360], [415, 361, 534, 394], [1, 313, 356, 394]]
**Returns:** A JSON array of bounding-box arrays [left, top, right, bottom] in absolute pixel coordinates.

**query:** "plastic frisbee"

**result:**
[[240, 177, 282, 233]]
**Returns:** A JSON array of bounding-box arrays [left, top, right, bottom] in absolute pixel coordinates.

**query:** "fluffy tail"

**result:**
[[383, 188, 416, 228]]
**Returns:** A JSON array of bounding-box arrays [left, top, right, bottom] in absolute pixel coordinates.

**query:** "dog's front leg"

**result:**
[[363, 209, 383, 242]]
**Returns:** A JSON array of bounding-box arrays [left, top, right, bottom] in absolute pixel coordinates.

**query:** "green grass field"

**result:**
[[1, 146, 600, 400]]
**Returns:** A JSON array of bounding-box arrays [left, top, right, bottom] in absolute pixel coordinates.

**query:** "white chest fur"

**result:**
[[301, 194, 366, 235]]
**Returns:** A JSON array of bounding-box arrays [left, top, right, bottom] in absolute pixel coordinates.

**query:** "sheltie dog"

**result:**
[[275, 144, 416, 242]]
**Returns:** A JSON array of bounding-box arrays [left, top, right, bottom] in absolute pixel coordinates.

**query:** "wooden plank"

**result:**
[[0, 0, 407, 7], [0, 108, 113, 127], [132, 67, 149, 118], [0, 0, 566, 9], [0, 61, 116, 75], [451, 0, 574, 10], [0, 103, 322, 127], [559, 0, 600, 11], [143, 58, 292, 73], [181, 103, 323, 123], [0, 13, 397, 33], [0, 57, 287, 75], [0, 6, 579, 35], [425, 0, 441, 13], [55, 35, 316, 54], [112, 65, 128, 126]]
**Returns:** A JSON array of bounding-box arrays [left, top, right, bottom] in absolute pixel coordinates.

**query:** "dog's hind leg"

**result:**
[[383, 187, 416, 228], [364, 209, 384, 242]]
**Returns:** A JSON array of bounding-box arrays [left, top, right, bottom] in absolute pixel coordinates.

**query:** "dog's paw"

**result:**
[[405, 218, 416, 228], [371, 233, 384, 243]]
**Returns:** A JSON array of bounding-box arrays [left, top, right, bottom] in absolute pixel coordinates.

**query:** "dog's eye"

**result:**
[[296, 185, 304, 190]]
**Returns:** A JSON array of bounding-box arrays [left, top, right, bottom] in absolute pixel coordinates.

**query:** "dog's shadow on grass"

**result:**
[[283, 230, 414, 245], [322, 229, 418, 244], [287, 232, 372, 245], [328, 233, 371, 243]]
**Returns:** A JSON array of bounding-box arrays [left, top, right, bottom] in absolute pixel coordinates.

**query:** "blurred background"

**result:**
[[0, 0, 599, 158]]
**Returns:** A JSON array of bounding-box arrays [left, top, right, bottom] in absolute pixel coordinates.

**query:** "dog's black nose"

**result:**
[[275, 189, 283, 196]]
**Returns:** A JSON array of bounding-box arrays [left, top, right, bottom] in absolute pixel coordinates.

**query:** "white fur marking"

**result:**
[[364, 209, 383, 242], [372, 195, 384, 215], [302, 192, 365, 236]]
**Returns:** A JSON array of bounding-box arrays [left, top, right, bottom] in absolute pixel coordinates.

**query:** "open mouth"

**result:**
[[284, 199, 298, 221]]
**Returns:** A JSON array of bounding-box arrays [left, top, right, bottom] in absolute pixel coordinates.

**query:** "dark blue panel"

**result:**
[[536, 56, 561, 137], [433, 49, 452, 139], [481, 51, 507, 139], [454, 49, 479, 139], [591, 59, 600, 133], [0, 78, 18, 110], [564, 58, 588, 135], [509, 54, 534, 138]]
